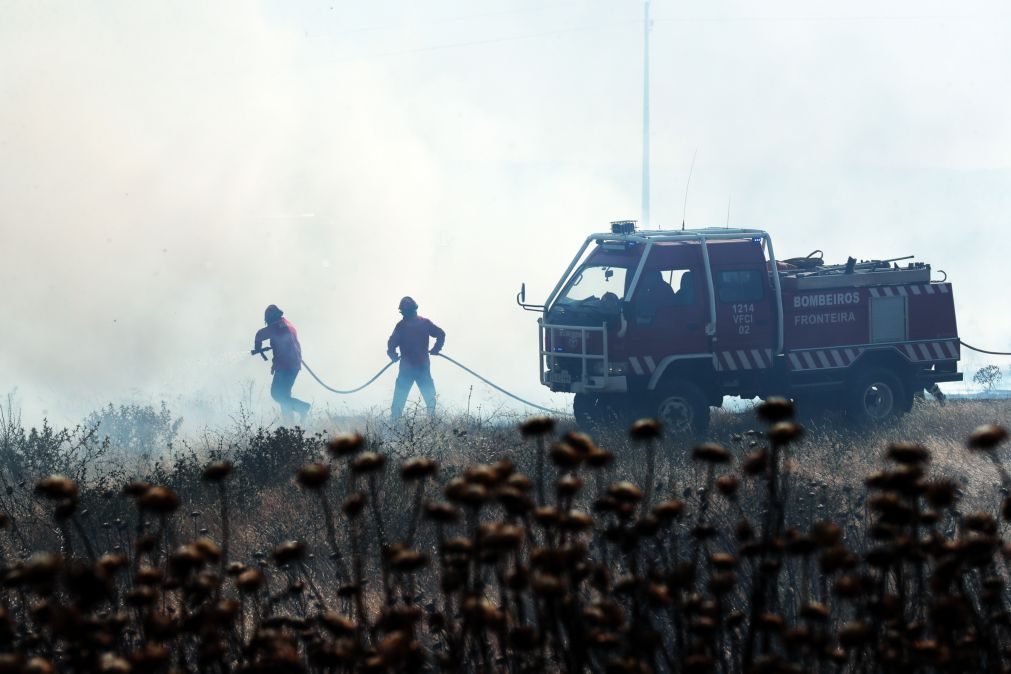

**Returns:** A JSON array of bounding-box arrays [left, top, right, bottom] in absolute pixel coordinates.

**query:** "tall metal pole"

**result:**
[[641, 0, 651, 229]]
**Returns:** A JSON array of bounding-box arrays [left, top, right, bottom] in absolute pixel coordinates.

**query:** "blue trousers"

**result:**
[[271, 369, 311, 421], [392, 363, 437, 420]]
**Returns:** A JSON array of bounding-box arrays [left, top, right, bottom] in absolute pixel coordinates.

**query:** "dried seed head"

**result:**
[[97, 553, 128, 574], [886, 442, 931, 465], [801, 601, 830, 622], [122, 481, 152, 497], [446, 481, 489, 508], [389, 549, 429, 573], [564, 431, 597, 455], [319, 611, 357, 636], [492, 459, 516, 480], [710, 553, 737, 570], [236, 569, 265, 593], [423, 501, 460, 524], [967, 424, 1008, 451], [272, 540, 306, 566], [506, 473, 533, 492], [98, 654, 131, 674], [193, 537, 222, 561], [768, 421, 804, 444], [202, 461, 233, 482], [519, 416, 555, 437], [464, 464, 499, 486], [838, 621, 870, 648], [756, 397, 795, 423], [924, 479, 959, 508], [34, 476, 78, 501], [562, 510, 595, 532], [743, 448, 768, 476], [225, 562, 247, 576], [297, 463, 331, 489], [550, 442, 582, 469], [496, 487, 534, 516], [964, 511, 998, 535], [25, 657, 55, 674], [342, 492, 366, 518], [607, 481, 643, 504], [715, 475, 739, 497], [586, 448, 615, 468], [692, 443, 731, 464], [400, 457, 438, 481], [629, 418, 662, 440], [556, 474, 584, 498], [531, 573, 565, 597], [137, 486, 180, 514], [652, 500, 685, 522], [811, 521, 842, 547], [351, 451, 386, 474], [327, 432, 365, 456]]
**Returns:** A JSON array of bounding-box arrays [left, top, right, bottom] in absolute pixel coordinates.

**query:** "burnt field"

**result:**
[[0, 398, 1009, 673]]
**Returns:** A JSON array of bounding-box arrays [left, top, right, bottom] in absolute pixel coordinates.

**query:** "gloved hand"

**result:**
[[429, 348, 441, 356], [388, 352, 400, 363]]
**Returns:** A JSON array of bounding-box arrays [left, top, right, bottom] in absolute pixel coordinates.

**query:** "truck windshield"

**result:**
[[560, 264, 628, 304]]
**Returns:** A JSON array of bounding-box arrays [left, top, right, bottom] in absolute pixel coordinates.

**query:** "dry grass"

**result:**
[[0, 399, 1008, 673]]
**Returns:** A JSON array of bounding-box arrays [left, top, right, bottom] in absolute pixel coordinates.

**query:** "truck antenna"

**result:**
[[682, 147, 697, 231], [725, 195, 731, 228], [641, 0, 651, 229]]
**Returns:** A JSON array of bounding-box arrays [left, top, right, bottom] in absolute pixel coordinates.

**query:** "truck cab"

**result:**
[[524, 222, 961, 434]]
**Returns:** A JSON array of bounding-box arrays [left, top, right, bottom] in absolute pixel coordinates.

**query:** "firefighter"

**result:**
[[253, 304, 311, 424], [387, 296, 445, 421]]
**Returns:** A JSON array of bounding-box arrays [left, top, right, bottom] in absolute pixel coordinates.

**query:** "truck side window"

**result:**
[[632, 268, 696, 325], [716, 269, 764, 303]]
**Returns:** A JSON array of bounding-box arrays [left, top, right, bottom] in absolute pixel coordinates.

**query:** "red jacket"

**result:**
[[387, 316, 445, 368], [254, 318, 302, 372]]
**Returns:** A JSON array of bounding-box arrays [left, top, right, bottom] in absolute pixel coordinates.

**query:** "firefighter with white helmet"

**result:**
[[387, 296, 445, 420]]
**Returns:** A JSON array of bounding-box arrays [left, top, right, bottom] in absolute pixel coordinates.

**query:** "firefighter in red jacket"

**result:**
[[253, 305, 311, 423], [387, 297, 445, 420]]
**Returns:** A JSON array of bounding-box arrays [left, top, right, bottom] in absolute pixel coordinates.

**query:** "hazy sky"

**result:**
[[3, 0, 1010, 424]]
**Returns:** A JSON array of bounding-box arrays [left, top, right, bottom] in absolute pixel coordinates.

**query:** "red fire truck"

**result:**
[[518, 222, 962, 434]]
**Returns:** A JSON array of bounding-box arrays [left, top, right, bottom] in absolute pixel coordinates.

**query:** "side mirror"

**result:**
[[516, 282, 545, 312]]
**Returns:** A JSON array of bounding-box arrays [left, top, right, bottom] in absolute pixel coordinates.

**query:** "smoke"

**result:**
[[2, 1, 1010, 426]]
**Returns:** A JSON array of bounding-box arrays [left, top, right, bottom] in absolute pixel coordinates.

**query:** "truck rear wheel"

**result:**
[[649, 379, 711, 439], [846, 368, 907, 425]]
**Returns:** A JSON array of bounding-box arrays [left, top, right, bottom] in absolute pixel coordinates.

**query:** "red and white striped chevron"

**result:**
[[714, 349, 775, 371], [786, 340, 959, 371], [868, 283, 950, 298]]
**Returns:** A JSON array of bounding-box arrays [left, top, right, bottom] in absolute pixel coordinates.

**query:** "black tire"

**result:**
[[646, 379, 711, 439], [573, 394, 627, 430], [846, 367, 908, 425]]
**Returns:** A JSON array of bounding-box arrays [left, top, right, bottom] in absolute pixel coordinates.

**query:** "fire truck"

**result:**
[[518, 222, 962, 434]]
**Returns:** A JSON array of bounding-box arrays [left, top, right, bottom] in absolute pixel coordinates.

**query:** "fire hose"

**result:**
[[251, 348, 558, 413], [252, 339, 1010, 413], [959, 341, 1011, 357]]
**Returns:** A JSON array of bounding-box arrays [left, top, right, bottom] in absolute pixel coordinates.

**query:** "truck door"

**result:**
[[711, 264, 775, 371], [624, 245, 710, 367]]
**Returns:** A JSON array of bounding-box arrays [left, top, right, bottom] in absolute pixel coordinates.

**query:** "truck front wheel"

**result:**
[[649, 380, 711, 439], [846, 368, 907, 425]]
